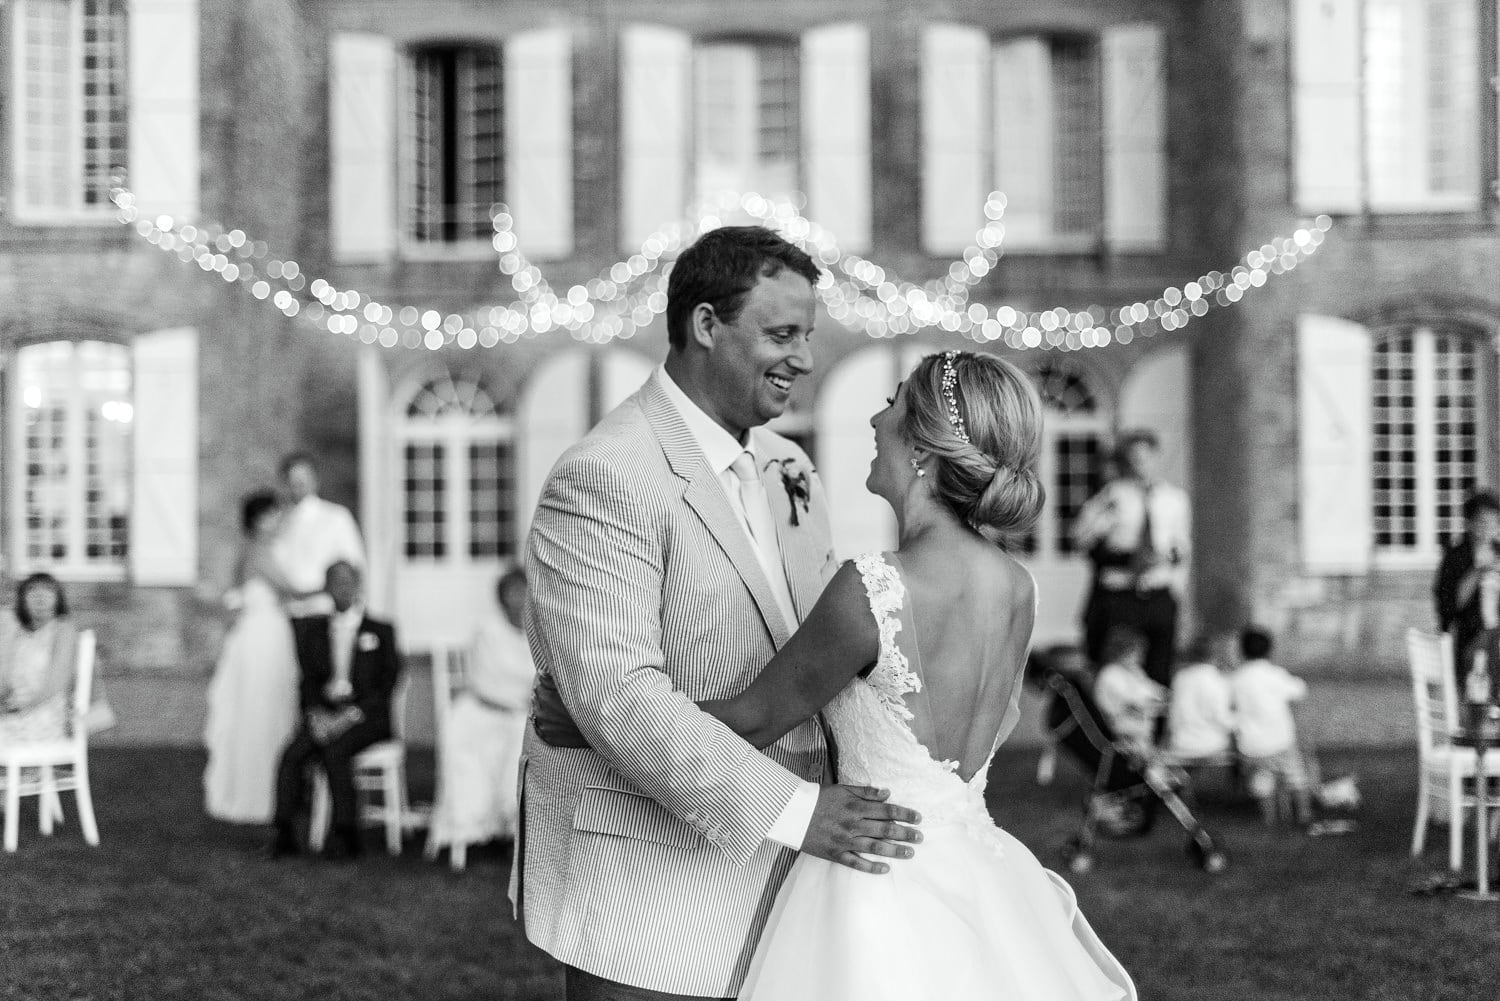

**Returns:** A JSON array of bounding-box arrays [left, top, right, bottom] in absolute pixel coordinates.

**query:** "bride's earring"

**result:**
[[910, 457, 925, 478]]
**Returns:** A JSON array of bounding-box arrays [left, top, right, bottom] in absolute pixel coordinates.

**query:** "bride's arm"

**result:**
[[699, 562, 878, 749], [247, 545, 321, 602]]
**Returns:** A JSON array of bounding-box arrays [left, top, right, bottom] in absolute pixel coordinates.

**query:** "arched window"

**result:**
[[1372, 325, 1487, 554], [9, 340, 132, 575], [399, 371, 512, 561], [1015, 360, 1106, 557]]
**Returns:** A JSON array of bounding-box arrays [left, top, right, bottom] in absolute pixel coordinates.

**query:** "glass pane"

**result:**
[[19, 0, 77, 212], [468, 441, 516, 558], [407, 44, 503, 244], [80, 0, 128, 206], [1050, 36, 1102, 238], [403, 442, 447, 559], [18, 339, 131, 569], [1371, 336, 1418, 548]]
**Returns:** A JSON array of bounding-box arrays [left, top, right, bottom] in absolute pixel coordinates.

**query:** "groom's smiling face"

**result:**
[[702, 268, 816, 438]]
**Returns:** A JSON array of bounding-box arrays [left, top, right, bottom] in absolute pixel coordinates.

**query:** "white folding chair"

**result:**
[[424, 646, 472, 870], [0, 630, 100, 852], [309, 672, 420, 856], [1408, 628, 1500, 868]]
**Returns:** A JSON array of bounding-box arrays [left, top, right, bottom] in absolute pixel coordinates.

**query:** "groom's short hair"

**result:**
[[665, 226, 820, 350]]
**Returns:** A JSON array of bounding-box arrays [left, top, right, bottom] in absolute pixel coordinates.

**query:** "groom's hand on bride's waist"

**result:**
[[803, 785, 922, 875], [530, 672, 590, 747]]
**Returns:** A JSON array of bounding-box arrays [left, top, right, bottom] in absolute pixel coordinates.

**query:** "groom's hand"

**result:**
[[802, 785, 922, 875]]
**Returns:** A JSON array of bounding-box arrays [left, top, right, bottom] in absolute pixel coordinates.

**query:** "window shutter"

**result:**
[[330, 33, 397, 263], [517, 349, 590, 542], [620, 24, 691, 250], [128, 0, 199, 222], [802, 23, 871, 252], [598, 349, 654, 415], [1298, 314, 1373, 572], [694, 44, 759, 201], [993, 37, 1053, 248], [1102, 24, 1165, 251], [818, 348, 898, 559], [1292, 0, 1363, 213], [131, 327, 198, 586], [1119, 345, 1193, 492], [505, 27, 574, 259], [921, 24, 990, 255]]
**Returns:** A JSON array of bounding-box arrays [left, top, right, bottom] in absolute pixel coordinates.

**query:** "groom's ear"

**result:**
[[689, 302, 718, 349]]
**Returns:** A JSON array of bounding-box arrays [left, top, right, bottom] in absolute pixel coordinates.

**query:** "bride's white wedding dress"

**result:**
[[203, 576, 300, 823], [739, 553, 1136, 1001]]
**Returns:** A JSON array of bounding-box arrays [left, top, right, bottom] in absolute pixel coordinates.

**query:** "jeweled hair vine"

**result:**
[[940, 350, 971, 445]]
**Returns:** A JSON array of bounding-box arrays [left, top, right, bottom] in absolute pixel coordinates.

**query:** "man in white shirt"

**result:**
[[273, 451, 366, 617], [1073, 430, 1191, 689], [519, 226, 921, 1000]]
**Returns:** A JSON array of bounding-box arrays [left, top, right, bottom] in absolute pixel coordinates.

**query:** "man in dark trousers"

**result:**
[[1433, 489, 1500, 692], [1073, 429, 1191, 689], [270, 560, 402, 859]]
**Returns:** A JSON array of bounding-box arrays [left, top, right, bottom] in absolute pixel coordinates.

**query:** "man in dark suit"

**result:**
[[270, 560, 402, 859], [1434, 489, 1500, 692]]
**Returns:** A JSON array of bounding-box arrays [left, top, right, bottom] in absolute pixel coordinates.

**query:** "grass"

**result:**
[[0, 745, 1489, 1000]]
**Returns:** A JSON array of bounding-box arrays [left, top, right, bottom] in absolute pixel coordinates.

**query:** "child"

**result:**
[[1092, 627, 1166, 755], [1230, 626, 1313, 825], [1167, 632, 1236, 760]]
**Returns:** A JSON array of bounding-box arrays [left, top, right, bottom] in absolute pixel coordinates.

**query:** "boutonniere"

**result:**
[[357, 632, 379, 652], [764, 458, 813, 526]]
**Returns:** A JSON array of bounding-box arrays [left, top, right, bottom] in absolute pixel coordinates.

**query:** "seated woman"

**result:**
[[431, 567, 535, 856], [0, 573, 81, 745]]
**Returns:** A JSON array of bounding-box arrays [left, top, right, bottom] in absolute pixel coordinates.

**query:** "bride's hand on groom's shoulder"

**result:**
[[802, 785, 922, 875]]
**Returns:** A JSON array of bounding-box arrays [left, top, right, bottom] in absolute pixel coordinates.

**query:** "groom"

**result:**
[[517, 226, 922, 1000]]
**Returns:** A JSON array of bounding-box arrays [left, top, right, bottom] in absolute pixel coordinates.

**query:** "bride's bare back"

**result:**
[[886, 541, 1035, 782]]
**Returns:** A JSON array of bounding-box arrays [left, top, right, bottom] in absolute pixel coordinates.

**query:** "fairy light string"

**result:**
[[109, 186, 1331, 353]]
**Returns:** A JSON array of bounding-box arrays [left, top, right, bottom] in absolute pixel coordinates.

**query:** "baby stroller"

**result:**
[[1039, 663, 1228, 875]]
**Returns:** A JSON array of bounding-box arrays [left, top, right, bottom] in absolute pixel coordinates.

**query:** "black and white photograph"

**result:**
[[0, 0, 1496, 998]]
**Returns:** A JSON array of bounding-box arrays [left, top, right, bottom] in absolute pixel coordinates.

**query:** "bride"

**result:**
[[203, 490, 317, 824], [698, 351, 1135, 1000]]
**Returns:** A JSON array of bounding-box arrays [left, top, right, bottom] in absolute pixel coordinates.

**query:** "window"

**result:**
[[1372, 327, 1486, 557], [1012, 362, 1106, 555], [694, 38, 801, 206], [399, 372, 515, 561], [10, 0, 128, 220], [922, 23, 1163, 254], [8, 341, 131, 577], [1294, 0, 1483, 212], [403, 44, 504, 246]]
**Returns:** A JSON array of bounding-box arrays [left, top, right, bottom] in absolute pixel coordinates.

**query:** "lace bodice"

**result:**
[[823, 553, 1010, 852]]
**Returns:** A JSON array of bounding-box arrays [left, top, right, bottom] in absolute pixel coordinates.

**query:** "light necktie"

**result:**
[[730, 451, 796, 628]]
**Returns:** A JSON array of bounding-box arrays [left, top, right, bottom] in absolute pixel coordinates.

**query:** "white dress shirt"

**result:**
[[325, 603, 364, 703], [657, 366, 818, 851], [274, 495, 366, 616], [1230, 659, 1308, 759], [1168, 662, 1235, 758], [1072, 477, 1191, 593]]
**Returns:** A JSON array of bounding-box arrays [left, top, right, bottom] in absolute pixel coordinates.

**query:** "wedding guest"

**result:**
[[1432, 488, 1500, 689], [1167, 632, 1236, 760], [1073, 430, 1190, 688], [1231, 626, 1313, 826], [203, 490, 314, 824], [270, 561, 402, 860], [272, 451, 365, 617], [430, 568, 535, 860], [0, 574, 79, 745], [1092, 627, 1166, 755]]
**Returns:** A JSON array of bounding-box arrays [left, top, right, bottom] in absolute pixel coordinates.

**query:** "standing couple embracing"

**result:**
[[516, 226, 1136, 1001]]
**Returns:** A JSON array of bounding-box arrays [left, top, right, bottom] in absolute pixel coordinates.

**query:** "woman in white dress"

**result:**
[[203, 491, 315, 824], [700, 351, 1136, 1000], [431, 567, 536, 854], [0, 574, 80, 746]]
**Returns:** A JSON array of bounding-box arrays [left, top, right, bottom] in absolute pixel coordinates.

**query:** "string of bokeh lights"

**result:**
[[109, 186, 1331, 353]]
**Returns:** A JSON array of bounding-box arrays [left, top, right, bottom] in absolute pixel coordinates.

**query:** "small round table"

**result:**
[[1453, 704, 1500, 902]]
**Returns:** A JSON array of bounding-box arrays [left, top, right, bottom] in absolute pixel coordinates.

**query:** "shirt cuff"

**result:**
[[764, 780, 819, 851]]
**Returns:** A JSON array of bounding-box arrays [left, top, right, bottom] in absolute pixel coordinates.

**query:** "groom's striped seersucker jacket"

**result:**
[[511, 372, 838, 997]]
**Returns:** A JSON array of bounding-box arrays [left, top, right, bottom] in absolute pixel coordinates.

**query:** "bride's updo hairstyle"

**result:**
[[902, 351, 1045, 542]]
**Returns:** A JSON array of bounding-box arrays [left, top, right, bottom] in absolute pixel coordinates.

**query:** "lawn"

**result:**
[[0, 745, 1488, 1001]]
